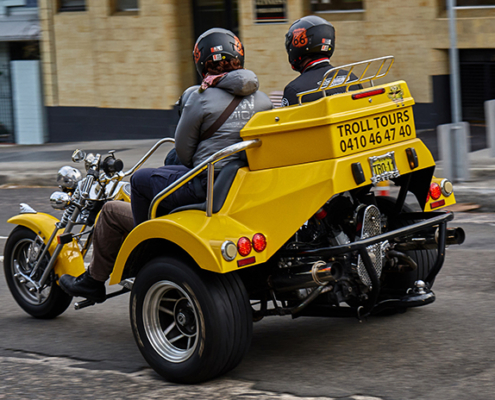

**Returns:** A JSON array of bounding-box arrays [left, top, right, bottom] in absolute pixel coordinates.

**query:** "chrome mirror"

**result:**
[[72, 149, 86, 163]]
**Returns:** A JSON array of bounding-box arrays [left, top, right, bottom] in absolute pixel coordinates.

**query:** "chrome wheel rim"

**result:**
[[11, 238, 51, 305], [143, 281, 199, 363]]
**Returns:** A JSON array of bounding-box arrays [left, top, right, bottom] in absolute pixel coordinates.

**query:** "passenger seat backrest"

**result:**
[[168, 158, 248, 215]]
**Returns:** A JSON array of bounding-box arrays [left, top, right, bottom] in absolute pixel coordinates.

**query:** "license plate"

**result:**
[[369, 151, 400, 184]]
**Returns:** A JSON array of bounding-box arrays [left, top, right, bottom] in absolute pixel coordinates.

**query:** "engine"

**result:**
[[271, 194, 387, 307]]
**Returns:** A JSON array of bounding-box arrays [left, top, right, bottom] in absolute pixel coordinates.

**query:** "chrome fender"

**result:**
[[7, 213, 86, 280]]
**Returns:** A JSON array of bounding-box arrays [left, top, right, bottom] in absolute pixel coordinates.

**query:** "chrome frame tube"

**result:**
[[148, 139, 261, 220], [206, 162, 215, 217]]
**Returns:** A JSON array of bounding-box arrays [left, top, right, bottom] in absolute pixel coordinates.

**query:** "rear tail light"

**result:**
[[237, 237, 252, 257], [252, 233, 267, 252], [352, 88, 385, 100], [429, 182, 442, 200]]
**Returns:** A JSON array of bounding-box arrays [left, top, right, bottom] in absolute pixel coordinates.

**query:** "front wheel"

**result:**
[[130, 256, 252, 383], [3, 226, 73, 319]]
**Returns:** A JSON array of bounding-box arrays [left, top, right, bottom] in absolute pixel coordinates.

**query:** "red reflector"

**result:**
[[315, 208, 327, 220], [352, 88, 386, 100], [252, 233, 266, 252], [430, 199, 446, 209], [57, 236, 61, 244], [237, 237, 252, 257], [430, 182, 442, 200], [237, 256, 256, 267]]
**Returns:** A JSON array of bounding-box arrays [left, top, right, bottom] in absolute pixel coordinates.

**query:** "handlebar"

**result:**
[[123, 138, 175, 177]]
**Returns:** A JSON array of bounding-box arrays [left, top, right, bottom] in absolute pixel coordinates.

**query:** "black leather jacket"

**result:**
[[282, 61, 362, 106]]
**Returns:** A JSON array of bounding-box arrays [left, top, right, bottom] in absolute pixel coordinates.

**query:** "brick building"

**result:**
[[39, 0, 495, 142]]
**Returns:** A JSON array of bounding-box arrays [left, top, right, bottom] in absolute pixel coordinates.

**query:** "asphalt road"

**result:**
[[1, 188, 495, 400]]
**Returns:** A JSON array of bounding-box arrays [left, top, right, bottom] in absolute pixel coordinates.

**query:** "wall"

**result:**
[[38, 0, 495, 138], [39, 0, 196, 110]]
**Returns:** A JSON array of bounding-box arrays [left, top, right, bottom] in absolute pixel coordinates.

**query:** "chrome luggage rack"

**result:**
[[296, 55, 395, 105]]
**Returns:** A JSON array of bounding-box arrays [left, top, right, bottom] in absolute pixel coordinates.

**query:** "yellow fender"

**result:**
[[109, 217, 220, 285], [7, 213, 86, 280]]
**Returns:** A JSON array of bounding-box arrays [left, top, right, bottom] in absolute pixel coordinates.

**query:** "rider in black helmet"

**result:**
[[282, 15, 361, 107]]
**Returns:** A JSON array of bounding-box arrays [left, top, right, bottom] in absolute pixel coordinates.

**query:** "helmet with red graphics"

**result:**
[[285, 15, 335, 72], [193, 28, 245, 77]]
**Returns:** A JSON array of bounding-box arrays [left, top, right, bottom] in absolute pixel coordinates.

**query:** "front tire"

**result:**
[[130, 256, 252, 383], [3, 226, 73, 319]]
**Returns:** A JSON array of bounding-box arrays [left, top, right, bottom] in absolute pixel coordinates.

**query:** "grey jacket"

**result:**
[[175, 69, 273, 169]]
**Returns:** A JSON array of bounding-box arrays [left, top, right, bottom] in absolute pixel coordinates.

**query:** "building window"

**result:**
[[311, 0, 363, 13], [456, 0, 495, 6], [59, 0, 86, 12], [116, 0, 139, 12]]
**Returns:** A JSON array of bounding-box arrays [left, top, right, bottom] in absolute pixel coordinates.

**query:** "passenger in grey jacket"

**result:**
[[59, 28, 272, 303], [130, 28, 272, 225], [176, 69, 272, 170]]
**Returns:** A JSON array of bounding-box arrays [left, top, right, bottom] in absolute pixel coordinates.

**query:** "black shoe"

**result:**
[[59, 272, 106, 303]]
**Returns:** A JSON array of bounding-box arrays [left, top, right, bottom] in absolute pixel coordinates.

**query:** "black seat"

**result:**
[[168, 159, 248, 215]]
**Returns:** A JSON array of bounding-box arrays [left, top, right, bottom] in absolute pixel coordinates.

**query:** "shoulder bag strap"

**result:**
[[200, 95, 243, 142]]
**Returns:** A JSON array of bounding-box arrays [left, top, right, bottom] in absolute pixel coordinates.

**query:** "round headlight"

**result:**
[[50, 191, 71, 210], [57, 166, 82, 190]]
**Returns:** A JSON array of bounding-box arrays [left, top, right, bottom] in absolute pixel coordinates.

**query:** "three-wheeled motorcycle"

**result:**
[[3, 56, 465, 383]]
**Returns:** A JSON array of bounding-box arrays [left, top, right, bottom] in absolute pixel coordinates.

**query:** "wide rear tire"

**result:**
[[129, 256, 252, 383], [3, 226, 73, 319], [376, 196, 437, 295]]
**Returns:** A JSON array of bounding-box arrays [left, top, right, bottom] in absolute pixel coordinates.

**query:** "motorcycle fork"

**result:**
[[23, 207, 82, 293]]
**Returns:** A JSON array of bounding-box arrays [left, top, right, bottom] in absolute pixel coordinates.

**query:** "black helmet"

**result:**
[[193, 28, 245, 77], [285, 16, 335, 72]]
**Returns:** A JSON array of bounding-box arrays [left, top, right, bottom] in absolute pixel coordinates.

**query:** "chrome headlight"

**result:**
[[57, 166, 82, 190], [50, 191, 71, 210]]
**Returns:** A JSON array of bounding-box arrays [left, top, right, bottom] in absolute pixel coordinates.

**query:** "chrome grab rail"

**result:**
[[297, 55, 395, 105], [148, 139, 261, 220]]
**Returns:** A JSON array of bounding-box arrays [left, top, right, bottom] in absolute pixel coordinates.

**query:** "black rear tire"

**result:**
[[376, 196, 437, 295], [129, 256, 252, 383], [3, 226, 73, 319]]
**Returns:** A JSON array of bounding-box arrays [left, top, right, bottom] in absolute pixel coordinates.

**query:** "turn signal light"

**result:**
[[237, 237, 252, 257], [252, 233, 267, 252], [429, 182, 442, 200]]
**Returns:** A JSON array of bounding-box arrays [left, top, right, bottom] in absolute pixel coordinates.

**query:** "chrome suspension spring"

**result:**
[[59, 204, 76, 228], [59, 187, 81, 228]]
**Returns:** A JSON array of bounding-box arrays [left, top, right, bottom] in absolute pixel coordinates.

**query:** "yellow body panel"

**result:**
[[7, 213, 86, 280], [110, 137, 436, 282], [241, 80, 415, 170]]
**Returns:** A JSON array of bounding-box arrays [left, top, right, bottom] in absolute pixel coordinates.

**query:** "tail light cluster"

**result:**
[[221, 234, 267, 265], [427, 179, 453, 209]]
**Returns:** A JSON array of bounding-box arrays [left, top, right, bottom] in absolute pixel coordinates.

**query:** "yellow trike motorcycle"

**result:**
[[3, 57, 465, 383]]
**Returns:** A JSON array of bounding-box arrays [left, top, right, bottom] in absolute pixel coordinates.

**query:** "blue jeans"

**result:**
[[130, 165, 204, 226]]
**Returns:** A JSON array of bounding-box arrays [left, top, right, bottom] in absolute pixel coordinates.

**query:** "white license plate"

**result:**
[[369, 151, 400, 184]]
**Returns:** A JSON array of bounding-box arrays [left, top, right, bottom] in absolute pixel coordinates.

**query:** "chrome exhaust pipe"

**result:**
[[269, 261, 343, 292], [395, 227, 465, 251]]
